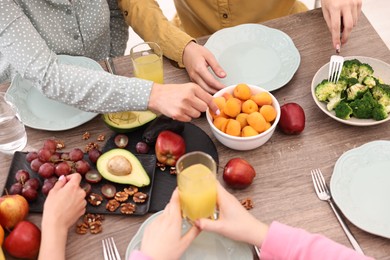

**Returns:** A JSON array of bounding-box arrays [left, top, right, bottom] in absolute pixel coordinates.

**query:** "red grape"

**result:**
[[26, 151, 38, 163], [22, 186, 38, 201], [55, 161, 71, 176], [75, 160, 90, 175], [9, 182, 23, 195], [24, 178, 41, 190], [69, 148, 84, 162], [42, 181, 55, 196], [136, 141, 150, 154], [43, 139, 57, 153], [38, 162, 55, 179], [38, 148, 52, 162], [114, 134, 128, 148], [15, 169, 30, 184], [88, 148, 102, 164], [30, 158, 44, 172]]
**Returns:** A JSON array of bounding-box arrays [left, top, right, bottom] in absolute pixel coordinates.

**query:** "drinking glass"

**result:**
[[176, 151, 218, 222], [130, 42, 164, 83], [0, 92, 27, 154]]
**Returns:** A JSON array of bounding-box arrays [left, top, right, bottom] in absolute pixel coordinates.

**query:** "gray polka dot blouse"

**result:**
[[0, 0, 153, 113]]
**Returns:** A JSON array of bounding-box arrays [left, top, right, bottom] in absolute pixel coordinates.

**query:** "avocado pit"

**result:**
[[107, 155, 132, 176]]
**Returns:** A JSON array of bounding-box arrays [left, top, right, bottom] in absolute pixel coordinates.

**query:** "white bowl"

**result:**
[[206, 84, 280, 150], [311, 56, 390, 126]]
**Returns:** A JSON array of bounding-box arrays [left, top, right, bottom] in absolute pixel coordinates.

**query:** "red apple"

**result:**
[[0, 194, 29, 230], [278, 102, 305, 134], [4, 220, 41, 259], [155, 130, 186, 166], [223, 158, 256, 189]]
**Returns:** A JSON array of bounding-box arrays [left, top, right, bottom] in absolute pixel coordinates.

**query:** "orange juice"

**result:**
[[178, 163, 217, 221], [133, 54, 164, 84]]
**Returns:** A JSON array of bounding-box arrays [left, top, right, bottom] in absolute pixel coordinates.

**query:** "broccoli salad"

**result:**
[[315, 59, 390, 121]]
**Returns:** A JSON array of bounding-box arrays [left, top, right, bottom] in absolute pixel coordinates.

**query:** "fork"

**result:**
[[311, 169, 364, 254], [102, 237, 122, 260], [328, 54, 344, 83]]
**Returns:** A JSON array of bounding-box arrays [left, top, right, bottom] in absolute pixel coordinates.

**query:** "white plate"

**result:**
[[330, 140, 390, 238], [204, 23, 300, 91], [6, 55, 100, 131], [125, 211, 253, 260], [311, 56, 390, 126]]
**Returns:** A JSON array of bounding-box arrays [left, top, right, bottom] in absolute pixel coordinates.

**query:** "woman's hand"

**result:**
[[321, 0, 362, 51], [196, 183, 269, 248], [140, 189, 200, 259], [148, 82, 219, 122], [39, 173, 86, 260], [182, 41, 226, 94], [42, 174, 86, 229]]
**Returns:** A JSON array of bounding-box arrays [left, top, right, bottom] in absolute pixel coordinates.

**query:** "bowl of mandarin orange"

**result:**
[[206, 83, 280, 150]]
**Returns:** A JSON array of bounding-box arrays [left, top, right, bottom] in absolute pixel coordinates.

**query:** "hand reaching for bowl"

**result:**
[[148, 82, 219, 122]]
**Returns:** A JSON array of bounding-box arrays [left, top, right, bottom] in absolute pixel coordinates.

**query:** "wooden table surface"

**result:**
[[1, 8, 390, 260]]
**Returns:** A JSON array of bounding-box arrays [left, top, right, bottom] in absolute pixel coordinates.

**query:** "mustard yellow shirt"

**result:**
[[119, 0, 308, 66], [173, 0, 308, 38]]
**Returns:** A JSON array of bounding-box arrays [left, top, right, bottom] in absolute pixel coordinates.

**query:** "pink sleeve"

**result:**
[[127, 250, 153, 260], [260, 221, 374, 260]]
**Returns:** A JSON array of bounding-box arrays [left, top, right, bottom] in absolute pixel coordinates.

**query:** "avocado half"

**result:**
[[102, 111, 156, 133], [96, 149, 150, 187]]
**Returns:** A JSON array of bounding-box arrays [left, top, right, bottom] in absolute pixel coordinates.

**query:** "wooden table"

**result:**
[[1, 8, 390, 259]]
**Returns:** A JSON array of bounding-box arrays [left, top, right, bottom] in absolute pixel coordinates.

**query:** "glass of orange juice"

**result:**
[[130, 42, 164, 84], [176, 151, 218, 223]]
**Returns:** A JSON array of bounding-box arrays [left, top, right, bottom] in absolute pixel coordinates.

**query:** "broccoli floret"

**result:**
[[327, 92, 343, 111], [315, 80, 338, 101], [346, 83, 368, 100], [341, 59, 361, 79], [372, 103, 388, 120], [335, 101, 353, 119], [349, 91, 376, 119], [362, 76, 377, 88], [372, 84, 390, 112], [358, 63, 374, 83]]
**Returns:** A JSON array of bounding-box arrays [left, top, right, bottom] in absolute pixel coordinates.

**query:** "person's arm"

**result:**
[[38, 174, 86, 260], [0, 0, 217, 121], [197, 183, 373, 260], [261, 221, 373, 260], [118, 0, 193, 67], [321, 0, 362, 51]]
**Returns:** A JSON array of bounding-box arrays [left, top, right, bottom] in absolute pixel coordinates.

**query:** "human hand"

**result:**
[[182, 41, 226, 94], [321, 0, 362, 51], [148, 82, 219, 122], [42, 174, 86, 230], [140, 189, 200, 260], [196, 183, 269, 247]]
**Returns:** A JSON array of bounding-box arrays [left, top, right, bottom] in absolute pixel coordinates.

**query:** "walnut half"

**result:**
[[241, 198, 254, 210], [133, 192, 148, 203]]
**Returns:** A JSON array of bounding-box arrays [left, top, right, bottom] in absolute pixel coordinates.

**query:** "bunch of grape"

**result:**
[[9, 139, 102, 202]]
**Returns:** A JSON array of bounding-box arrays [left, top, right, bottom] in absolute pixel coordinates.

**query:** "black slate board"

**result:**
[[103, 122, 219, 212], [3, 152, 156, 216]]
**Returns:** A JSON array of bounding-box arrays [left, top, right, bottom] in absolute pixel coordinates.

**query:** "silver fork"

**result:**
[[311, 169, 364, 254], [102, 237, 122, 260], [328, 54, 344, 83]]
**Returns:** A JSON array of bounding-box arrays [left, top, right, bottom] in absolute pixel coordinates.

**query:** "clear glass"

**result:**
[[176, 151, 217, 222], [130, 42, 164, 84], [0, 92, 27, 154]]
